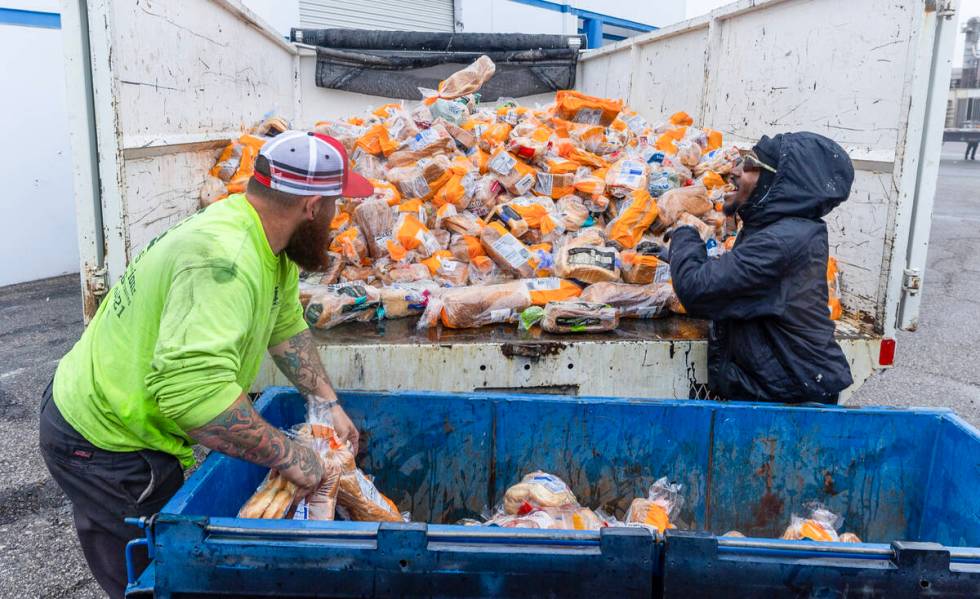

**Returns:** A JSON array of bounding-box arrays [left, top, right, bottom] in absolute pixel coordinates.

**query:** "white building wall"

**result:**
[[0, 1, 79, 286]]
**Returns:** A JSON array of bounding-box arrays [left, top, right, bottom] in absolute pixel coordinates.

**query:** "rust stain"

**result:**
[[823, 470, 838, 496], [752, 438, 784, 529], [500, 342, 567, 361], [443, 418, 454, 435]]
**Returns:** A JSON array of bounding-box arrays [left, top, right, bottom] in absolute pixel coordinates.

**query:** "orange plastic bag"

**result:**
[[354, 124, 398, 157], [480, 122, 513, 150], [394, 213, 441, 258], [605, 188, 660, 249], [701, 170, 727, 190], [369, 179, 401, 206], [655, 127, 688, 154], [329, 227, 369, 266], [669, 111, 693, 126], [556, 138, 608, 169], [449, 234, 486, 262], [827, 257, 842, 320], [704, 128, 723, 152], [555, 90, 623, 125]]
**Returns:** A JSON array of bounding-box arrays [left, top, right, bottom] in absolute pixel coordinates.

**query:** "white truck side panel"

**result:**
[[576, 0, 945, 336]]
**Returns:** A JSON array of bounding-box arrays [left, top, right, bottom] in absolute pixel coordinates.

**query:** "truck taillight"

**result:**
[[879, 338, 896, 366]]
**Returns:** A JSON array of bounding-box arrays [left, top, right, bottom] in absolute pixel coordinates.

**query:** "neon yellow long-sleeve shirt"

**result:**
[[53, 194, 307, 467]]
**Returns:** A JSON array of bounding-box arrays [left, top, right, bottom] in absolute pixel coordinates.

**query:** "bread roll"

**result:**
[[605, 188, 660, 249], [555, 241, 620, 284], [625, 498, 672, 533]]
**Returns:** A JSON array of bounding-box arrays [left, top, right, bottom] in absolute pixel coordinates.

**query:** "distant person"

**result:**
[[669, 132, 854, 404], [965, 140, 978, 161], [39, 131, 372, 598]]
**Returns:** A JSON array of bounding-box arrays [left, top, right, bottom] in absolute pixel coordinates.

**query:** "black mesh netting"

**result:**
[[292, 29, 584, 101]]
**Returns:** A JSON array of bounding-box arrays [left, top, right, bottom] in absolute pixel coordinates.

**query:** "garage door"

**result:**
[[299, 0, 454, 32]]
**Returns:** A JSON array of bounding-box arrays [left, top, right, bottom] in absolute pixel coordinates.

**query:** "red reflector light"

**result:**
[[879, 338, 896, 366]]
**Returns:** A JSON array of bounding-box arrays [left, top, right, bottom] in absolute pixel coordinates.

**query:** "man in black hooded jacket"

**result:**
[[668, 132, 854, 404]]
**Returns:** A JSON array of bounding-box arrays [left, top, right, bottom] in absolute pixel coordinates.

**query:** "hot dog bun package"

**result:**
[[299, 282, 381, 330], [579, 281, 676, 319]]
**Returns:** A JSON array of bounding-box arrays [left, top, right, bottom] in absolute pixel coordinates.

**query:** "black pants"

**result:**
[[38, 383, 184, 599], [966, 141, 978, 160]]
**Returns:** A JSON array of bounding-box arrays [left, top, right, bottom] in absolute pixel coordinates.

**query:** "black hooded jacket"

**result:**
[[668, 132, 854, 403]]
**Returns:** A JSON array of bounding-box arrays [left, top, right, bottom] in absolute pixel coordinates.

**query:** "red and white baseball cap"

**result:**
[[253, 130, 374, 197]]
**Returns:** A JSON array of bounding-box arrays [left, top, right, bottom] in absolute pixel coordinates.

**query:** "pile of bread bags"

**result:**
[[202, 56, 842, 333]]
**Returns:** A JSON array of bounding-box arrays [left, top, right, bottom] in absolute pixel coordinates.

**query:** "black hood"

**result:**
[[739, 132, 854, 227]]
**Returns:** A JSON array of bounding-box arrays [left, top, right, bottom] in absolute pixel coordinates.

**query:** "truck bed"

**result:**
[[310, 313, 876, 346], [255, 312, 880, 400]]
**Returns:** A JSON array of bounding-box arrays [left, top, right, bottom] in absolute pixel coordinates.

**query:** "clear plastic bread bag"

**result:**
[[624, 477, 684, 534]]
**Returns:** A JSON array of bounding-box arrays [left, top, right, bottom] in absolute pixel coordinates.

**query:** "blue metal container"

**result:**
[[127, 388, 980, 597]]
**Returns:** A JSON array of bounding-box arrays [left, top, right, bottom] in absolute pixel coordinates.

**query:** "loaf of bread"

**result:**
[[524, 277, 581, 305], [620, 251, 668, 285], [329, 226, 369, 266], [503, 472, 578, 514], [417, 281, 531, 329], [675, 212, 714, 241], [239, 471, 288, 519], [540, 301, 618, 333], [480, 222, 535, 277], [301, 283, 381, 330], [605, 188, 660, 249], [579, 282, 676, 319], [657, 185, 710, 226], [379, 282, 439, 319], [555, 239, 620, 284], [353, 199, 394, 259], [556, 195, 589, 231]]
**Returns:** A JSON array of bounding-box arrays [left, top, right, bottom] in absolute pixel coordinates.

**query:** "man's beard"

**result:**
[[284, 204, 334, 272]]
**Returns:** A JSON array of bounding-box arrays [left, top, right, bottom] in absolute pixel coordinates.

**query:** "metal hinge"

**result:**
[[902, 268, 922, 296], [87, 265, 109, 298], [927, 0, 956, 18]]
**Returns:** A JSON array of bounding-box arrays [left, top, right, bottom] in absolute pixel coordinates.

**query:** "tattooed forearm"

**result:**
[[188, 394, 322, 486], [269, 330, 335, 399]]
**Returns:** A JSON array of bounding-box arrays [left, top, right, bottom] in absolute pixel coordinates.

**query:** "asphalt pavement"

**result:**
[[848, 144, 980, 423], [0, 147, 978, 597]]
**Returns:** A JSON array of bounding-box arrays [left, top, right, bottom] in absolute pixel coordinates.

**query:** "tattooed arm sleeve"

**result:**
[[269, 329, 338, 403], [188, 394, 323, 490]]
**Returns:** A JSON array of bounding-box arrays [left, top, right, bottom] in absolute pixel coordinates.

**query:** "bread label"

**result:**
[[405, 175, 430, 199], [409, 128, 439, 151], [567, 247, 616, 271], [489, 151, 517, 175], [655, 263, 671, 283], [499, 109, 520, 125], [488, 308, 514, 323], [514, 173, 535, 195], [461, 171, 478, 196], [573, 107, 603, 125], [491, 233, 531, 269], [388, 118, 405, 140], [351, 147, 366, 164], [623, 114, 648, 134], [535, 172, 554, 196], [472, 124, 487, 139], [525, 277, 561, 291], [529, 472, 570, 494], [437, 257, 458, 273], [418, 230, 441, 255]]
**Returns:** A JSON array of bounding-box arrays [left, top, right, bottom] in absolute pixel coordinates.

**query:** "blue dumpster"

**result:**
[[127, 388, 980, 597]]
